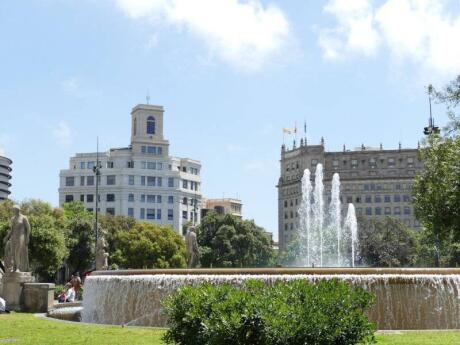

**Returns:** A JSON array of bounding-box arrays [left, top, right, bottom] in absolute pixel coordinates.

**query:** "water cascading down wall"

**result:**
[[82, 268, 460, 330]]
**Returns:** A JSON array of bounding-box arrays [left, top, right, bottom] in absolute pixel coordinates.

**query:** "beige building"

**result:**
[[277, 139, 423, 251], [59, 104, 202, 235], [0, 156, 12, 201], [201, 198, 243, 218]]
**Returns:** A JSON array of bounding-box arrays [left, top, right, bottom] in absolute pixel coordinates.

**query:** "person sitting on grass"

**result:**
[[0, 297, 10, 314]]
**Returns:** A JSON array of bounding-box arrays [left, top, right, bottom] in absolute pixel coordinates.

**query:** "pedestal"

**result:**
[[2, 271, 35, 311]]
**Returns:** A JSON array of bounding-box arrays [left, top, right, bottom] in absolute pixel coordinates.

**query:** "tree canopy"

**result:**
[[197, 212, 274, 268], [357, 217, 418, 267]]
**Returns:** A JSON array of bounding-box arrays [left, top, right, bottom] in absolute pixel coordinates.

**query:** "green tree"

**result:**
[[429, 75, 460, 136], [197, 212, 274, 268], [0, 200, 68, 281], [110, 222, 186, 269], [412, 136, 460, 266], [357, 217, 419, 267], [63, 202, 95, 274]]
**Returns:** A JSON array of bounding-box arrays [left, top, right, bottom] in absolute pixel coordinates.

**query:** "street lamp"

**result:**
[[92, 138, 101, 269]]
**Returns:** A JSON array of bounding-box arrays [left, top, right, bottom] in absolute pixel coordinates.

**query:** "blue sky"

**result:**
[[1, 0, 459, 239]]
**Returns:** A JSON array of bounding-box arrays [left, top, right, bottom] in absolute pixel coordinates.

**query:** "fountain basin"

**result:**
[[82, 268, 460, 330]]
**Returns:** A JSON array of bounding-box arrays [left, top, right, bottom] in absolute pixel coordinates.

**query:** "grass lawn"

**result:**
[[2, 313, 460, 345]]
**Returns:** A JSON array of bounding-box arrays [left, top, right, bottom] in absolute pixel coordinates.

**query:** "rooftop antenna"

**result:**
[[424, 87, 440, 135]]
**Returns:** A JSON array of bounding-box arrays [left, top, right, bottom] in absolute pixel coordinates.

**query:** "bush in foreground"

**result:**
[[163, 279, 376, 345]]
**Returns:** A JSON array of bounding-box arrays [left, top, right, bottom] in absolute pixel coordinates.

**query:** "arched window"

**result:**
[[147, 116, 155, 134]]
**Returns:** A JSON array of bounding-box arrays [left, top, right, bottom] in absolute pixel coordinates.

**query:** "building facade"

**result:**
[[59, 104, 202, 235], [201, 198, 243, 218], [277, 139, 423, 251], [0, 156, 12, 201]]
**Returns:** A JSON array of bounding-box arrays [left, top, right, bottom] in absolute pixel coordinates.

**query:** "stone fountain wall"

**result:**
[[82, 268, 460, 330]]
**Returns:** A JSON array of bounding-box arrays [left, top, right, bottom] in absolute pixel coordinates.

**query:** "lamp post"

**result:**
[[92, 138, 101, 269]]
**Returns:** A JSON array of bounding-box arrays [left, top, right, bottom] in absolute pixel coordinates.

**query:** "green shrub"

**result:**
[[163, 279, 376, 345]]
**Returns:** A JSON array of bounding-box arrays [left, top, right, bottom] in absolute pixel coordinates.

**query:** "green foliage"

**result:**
[[429, 75, 460, 137], [412, 136, 460, 266], [0, 200, 68, 280], [197, 212, 274, 268], [163, 279, 376, 345], [28, 214, 68, 281], [278, 234, 303, 266], [110, 222, 186, 269], [357, 217, 419, 267]]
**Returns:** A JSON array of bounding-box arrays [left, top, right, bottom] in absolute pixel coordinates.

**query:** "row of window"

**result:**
[[141, 145, 163, 156], [182, 180, 199, 191], [350, 194, 411, 203], [356, 206, 412, 216]]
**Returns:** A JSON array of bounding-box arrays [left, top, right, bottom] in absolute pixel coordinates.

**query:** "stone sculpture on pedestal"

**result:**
[[96, 231, 109, 271], [185, 226, 200, 268], [1, 205, 35, 310]]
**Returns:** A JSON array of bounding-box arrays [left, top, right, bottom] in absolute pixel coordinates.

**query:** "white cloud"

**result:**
[[319, 0, 460, 76], [115, 0, 291, 70], [53, 122, 73, 147]]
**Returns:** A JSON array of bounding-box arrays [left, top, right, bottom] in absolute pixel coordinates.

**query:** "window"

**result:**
[[141, 146, 146, 154], [128, 193, 134, 202], [107, 194, 115, 202], [375, 207, 382, 215], [140, 208, 145, 219], [365, 195, 372, 203], [87, 194, 94, 203], [311, 159, 318, 166], [147, 195, 155, 203], [147, 208, 155, 219], [128, 208, 134, 217], [364, 184, 370, 191], [157, 177, 162, 187], [147, 116, 156, 134], [168, 196, 174, 204], [65, 177, 75, 186], [168, 209, 173, 220], [182, 180, 188, 189], [384, 195, 391, 203], [284, 223, 288, 231], [148, 162, 156, 170], [346, 196, 352, 203], [87, 161, 95, 169], [158, 147, 163, 155], [87, 176, 94, 186], [87, 208, 93, 212], [384, 207, 391, 215], [404, 206, 411, 215], [332, 160, 339, 168], [80, 176, 85, 186], [183, 197, 188, 205], [141, 176, 146, 186], [369, 158, 376, 166], [148, 146, 156, 154], [80, 195, 84, 202], [375, 195, 382, 203], [365, 207, 372, 215], [394, 195, 401, 202], [107, 161, 114, 168], [127, 161, 134, 168], [403, 195, 410, 202], [107, 175, 116, 185], [394, 207, 401, 215], [182, 210, 188, 219], [395, 184, 401, 190], [129, 175, 135, 185], [157, 195, 162, 203], [157, 209, 161, 220], [141, 194, 146, 203], [351, 159, 358, 167], [168, 177, 174, 187], [356, 208, 362, 215], [388, 158, 395, 167], [147, 176, 155, 186], [106, 208, 115, 215], [355, 196, 361, 203], [80, 162, 85, 169], [157, 163, 163, 170]]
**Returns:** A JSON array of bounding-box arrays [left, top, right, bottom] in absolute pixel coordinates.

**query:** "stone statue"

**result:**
[[185, 226, 200, 268], [3, 205, 30, 273], [96, 231, 109, 271]]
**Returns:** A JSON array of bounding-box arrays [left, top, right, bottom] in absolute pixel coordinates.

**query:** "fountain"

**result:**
[[298, 164, 358, 267], [80, 166, 460, 330]]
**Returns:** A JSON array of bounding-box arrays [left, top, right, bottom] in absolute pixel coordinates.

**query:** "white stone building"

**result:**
[[58, 104, 202, 235], [0, 156, 12, 201]]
